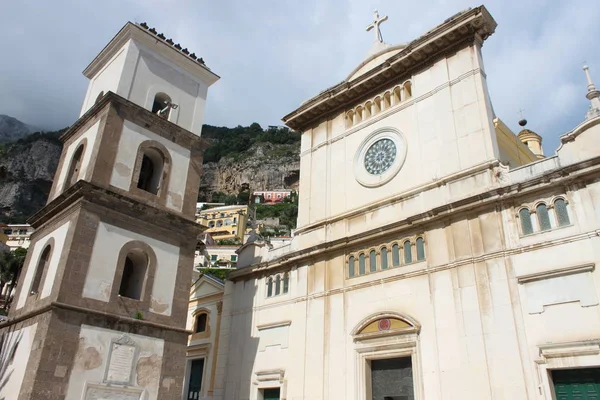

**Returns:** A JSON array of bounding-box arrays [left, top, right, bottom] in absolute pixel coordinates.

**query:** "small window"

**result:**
[[392, 244, 400, 267], [152, 92, 173, 119], [30, 245, 52, 295], [267, 278, 273, 297], [519, 208, 533, 235], [210, 255, 217, 261], [231, 255, 237, 261], [536, 203, 551, 231], [233, 217, 237, 223], [283, 273, 289, 294], [195, 313, 207, 333], [216, 220, 223, 228], [275, 275, 281, 295], [416, 237, 425, 261], [403, 240, 412, 264], [369, 250, 377, 272], [348, 256, 356, 277], [94, 91, 104, 105], [358, 253, 366, 275], [118, 251, 148, 300], [65, 144, 85, 189], [208, 221, 215, 228], [224, 219, 232, 226], [137, 148, 165, 195], [381, 248, 388, 270], [554, 198, 570, 226]]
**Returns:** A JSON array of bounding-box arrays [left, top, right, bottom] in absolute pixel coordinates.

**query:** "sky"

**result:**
[[1, 0, 599, 154]]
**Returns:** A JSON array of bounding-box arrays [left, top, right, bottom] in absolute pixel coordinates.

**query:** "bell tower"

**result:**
[[0, 22, 219, 400]]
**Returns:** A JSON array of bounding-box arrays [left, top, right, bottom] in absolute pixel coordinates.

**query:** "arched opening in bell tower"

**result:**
[[64, 143, 85, 190], [152, 92, 173, 119], [118, 250, 148, 300], [137, 148, 165, 195]]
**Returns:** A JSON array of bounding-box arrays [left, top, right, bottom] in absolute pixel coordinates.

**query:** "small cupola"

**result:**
[[517, 118, 544, 159]]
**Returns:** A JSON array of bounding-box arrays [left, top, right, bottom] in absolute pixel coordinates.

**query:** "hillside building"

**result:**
[[253, 189, 292, 204], [0, 21, 218, 400], [196, 204, 251, 242], [2, 223, 34, 250], [213, 6, 600, 400]]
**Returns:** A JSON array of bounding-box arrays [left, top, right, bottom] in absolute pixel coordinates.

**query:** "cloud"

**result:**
[[0, 0, 598, 154]]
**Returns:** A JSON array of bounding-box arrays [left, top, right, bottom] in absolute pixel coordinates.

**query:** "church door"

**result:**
[[262, 388, 280, 400], [553, 368, 600, 400], [187, 358, 205, 399], [371, 357, 414, 400]]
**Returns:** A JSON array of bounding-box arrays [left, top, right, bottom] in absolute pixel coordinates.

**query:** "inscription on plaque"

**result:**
[[84, 384, 142, 400], [106, 341, 136, 384]]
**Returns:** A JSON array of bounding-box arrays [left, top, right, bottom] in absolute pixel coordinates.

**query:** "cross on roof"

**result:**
[[518, 108, 526, 119], [366, 9, 388, 43]]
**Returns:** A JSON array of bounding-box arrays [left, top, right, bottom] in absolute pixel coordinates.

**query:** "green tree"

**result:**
[[0, 248, 27, 310]]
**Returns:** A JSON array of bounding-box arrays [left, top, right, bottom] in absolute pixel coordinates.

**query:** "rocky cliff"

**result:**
[[0, 115, 35, 143], [200, 142, 300, 201], [0, 132, 63, 222]]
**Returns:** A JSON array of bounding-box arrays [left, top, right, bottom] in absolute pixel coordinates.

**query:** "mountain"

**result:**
[[0, 120, 300, 223], [0, 115, 35, 143]]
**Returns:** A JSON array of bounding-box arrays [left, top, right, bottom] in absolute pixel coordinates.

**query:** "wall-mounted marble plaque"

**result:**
[[105, 335, 136, 385]]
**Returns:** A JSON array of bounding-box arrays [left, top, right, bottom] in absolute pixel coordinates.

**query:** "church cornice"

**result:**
[[282, 5, 496, 131], [228, 154, 600, 281]]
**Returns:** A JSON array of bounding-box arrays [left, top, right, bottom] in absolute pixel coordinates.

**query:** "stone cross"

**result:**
[[366, 9, 388, 43]]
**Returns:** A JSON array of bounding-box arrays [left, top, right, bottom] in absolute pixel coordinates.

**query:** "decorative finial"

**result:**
[[583, 65, 600, 120], [366, 9, 388, 43]]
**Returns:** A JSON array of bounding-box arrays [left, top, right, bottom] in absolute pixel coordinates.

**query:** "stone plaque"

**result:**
[[84, 384, 142, 400], [105, 338, 136, 384]]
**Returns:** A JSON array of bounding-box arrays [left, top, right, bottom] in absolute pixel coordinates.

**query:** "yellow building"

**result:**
[[196, 204, 250, 241], [0, 224, 8, 244]]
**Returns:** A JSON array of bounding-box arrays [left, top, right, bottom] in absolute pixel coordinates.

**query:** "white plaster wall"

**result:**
[[82, 221, 180, 316], [51, 120, 101, 201], [109, 119, 190, 212], [16, 220, 71, 309], [0, 323, 37, 399], [64, 325, 164, 400], [80, 43, 130, 116]]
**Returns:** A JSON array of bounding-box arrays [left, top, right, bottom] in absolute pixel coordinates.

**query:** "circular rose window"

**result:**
[[354, 128, 407, 187], [364, 138, 397, 175]]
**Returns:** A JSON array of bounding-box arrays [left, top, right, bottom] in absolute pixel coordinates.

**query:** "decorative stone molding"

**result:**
[[517, 263, 594, 284], [257, 320, 292, 331]]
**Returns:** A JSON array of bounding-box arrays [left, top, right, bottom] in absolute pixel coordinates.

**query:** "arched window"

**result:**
[[224, 219, 232, 226], [208, 221, 215, 228], [416, 237, 425, 261], [118, 251, 148, 300], [95, 91, 104, 105], [369, 250, 377, 272], [403, 81, 412, 99], [275, 275, 281, 295], [283, 273, 289, 294], [393, 87, 401, 104], [519, 208, 533, 235], [554, 198, 570, 226], [373, 97, 382, 114], [355, 106, 363, 123], [381, 247, 388, 270], [65, 144, 85, 189], [383, 92, 392, 109], [348, 256, 356, 277], [137, 148, 165, 195], [536, 203, 551, 231], [346, 110, 354, 127], [152, 92, 173, 119], [31, 245, 52, 295], [392, 244, 400, 267], [267, 277, 273, 297], [364, 101, 372, 118], [195, 313, 208, 333], [403, 240, 412, 264], [216, 220, 223, 228], [358, 253, 366, 275]]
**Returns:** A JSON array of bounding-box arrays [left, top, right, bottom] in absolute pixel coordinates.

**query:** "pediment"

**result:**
[[190, 274, 224, 299]]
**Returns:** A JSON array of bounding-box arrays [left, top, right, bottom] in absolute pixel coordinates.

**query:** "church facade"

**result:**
[[0, 22, 218, 400], [214, 6, 600, 400]]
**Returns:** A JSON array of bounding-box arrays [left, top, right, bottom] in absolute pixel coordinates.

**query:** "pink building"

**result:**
[[253, 189, 292, 204]]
